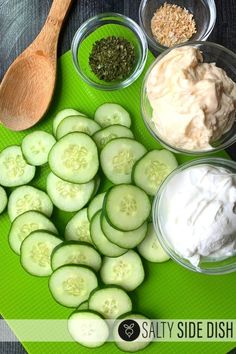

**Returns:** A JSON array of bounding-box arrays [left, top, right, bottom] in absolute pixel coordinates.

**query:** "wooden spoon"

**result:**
[[0, 0, 73, 131]]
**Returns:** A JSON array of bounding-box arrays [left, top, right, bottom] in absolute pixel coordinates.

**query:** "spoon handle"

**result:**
[[31, 0, 73, 56]]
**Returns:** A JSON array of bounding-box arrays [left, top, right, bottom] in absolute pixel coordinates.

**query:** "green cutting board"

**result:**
[[0, 44, 235, 354]]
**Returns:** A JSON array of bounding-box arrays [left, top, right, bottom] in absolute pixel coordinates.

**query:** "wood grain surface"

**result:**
[[0, 0, 236, 353]]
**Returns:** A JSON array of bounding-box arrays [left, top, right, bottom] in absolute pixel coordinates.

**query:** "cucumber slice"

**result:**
[[0, 186, 7, 214], [100, 250, 145, 291], [56, 116, 101, 140], [93, 125, 134, 151], [21, 131, 56, 166], [68, 310, 109, 348], [92, 174, 101, 197], [0, 146, 35, 187], [137, 223, 170, 263], [101, 216, 147, 249], [104, 185, 151, 231], [133, 150, 178, 196], [65, 208, 92, 244], [90, 211, 127, 257], [20, 231, 62, 276], [113, 313, 152, 351], [52, 109, 85, 136], [94, 103, 131, 128], [51, 241, 102, 272], [9, 211, 58, 255], [48, 132, 99, 184], [49, 265, 98, 307], [89, 287, 132, 319], [8, 186, 53, 221], [87, 192, 106, 221], [46, 172, 95, 212], [100, 138, 146, 184], [77, 301, 89, 311]]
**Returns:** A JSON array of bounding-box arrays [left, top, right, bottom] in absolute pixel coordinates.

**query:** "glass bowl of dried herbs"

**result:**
[[71, 13, 148, 90]]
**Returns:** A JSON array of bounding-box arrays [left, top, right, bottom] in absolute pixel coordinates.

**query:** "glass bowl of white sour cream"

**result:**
[[153, 157, 236, 274]]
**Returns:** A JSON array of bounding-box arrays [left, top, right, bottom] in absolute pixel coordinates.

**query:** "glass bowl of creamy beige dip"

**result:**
[[141, 41, 236, 155], [153, 157, 236, 274]]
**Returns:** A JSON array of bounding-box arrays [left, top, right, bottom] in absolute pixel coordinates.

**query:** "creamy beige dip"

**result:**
[[147, 46, 236, 150]]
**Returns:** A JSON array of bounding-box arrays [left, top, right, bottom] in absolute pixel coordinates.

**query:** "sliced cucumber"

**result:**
[[65, 208, 92, 244], [68, 310, 109, 348], [46, 172, 95, 212], [113, 313, 152, 352], [92, 174, 101, 197], [137, 223, 170, 263], [101, 216, 147, 249], [100, 250, 145, 291], [0, 146, 35, 187], [20, 231, 62, 276], [133, 150, 178, 196], [21, 131, 56, 166], [56, 116, 101, 140], [89, 287, 132, 319], [8, 186, 53, 221], [87, 192, 106, 221], [48, 132, 99, 184], [100, 138, 147, 184], [49, 265, 98, 307], [0, 186, 7, 214], [8, 211, 58, 255], [51, 241, 102, 272], [90, 211, 127, 257], [93, 125, 134, 151], [52, 109, 85, 136], [94, 103, 131, 128], [104, 185, 151, 231], [77, 300, 89, 311]]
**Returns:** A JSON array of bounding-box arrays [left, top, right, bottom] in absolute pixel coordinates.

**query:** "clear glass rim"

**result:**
[[141, 41, 236, 155], [71, 12, 148, 91], [153, 157, 236, 275], [139, 0, 217, 52]]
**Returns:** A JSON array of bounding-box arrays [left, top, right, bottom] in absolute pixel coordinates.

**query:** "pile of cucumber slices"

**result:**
[[0, 103, 178, 351]]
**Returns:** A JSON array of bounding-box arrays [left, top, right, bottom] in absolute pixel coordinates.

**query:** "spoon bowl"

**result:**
[[0, 0, 72, 131]]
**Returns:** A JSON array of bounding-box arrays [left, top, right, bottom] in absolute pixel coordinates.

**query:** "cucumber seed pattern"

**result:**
[[62, 144, 88, 171], [102, 298, 118, 317], [63, 277, 86, 296], [120, 195, 137, 216], [3, 154, 26, 178], [113, 260, 131, 281], [16, 194, 42, 216], [18, 223, 39, 241], [30, 141, 46, 154], [145, 160, 170, 187], [103, 113, 121, 126], [66, 253, 87, 265], [75, 221, 91, 242], [56, 180, 82, 198], [100, 134, 117, 149], [72, 125, 90, 135], [112, 150, 134, 174], [31, 242, 51, 267]]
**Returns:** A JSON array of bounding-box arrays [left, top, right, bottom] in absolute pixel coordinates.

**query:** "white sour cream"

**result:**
[[160, 165, 236, 266]]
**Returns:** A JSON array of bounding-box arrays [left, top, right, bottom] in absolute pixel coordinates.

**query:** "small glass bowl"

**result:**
[[71, 13, 148, 91], [141, 41, 236, 155], [153, 157, 236, 275], [139, 0, 216, 52]]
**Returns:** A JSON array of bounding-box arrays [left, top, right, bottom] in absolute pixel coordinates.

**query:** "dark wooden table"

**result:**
[[0, 0, 236, 353]]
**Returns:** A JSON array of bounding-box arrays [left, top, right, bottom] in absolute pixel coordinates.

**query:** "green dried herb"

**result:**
[[89, 36, 136, 82]]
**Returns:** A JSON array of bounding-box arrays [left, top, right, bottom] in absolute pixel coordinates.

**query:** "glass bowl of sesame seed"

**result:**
[[139, 0, 216, 52]]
